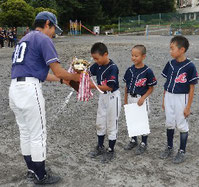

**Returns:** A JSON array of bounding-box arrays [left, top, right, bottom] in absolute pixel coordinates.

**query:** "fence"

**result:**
[[118, 11, 199, 35]]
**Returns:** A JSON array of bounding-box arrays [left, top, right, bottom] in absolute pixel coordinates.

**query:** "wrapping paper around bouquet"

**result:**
[[78, 71, 93, 101], [68, 65, 93, 101]]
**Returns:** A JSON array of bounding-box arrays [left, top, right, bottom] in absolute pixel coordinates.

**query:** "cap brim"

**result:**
[[55, 24, 63, 34]]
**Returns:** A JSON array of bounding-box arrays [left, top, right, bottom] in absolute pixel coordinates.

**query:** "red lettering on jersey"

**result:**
[[110, 76, 116, 80], [101, 79, 107, 85], [175, 73, 187, 83], [135, 78, 147, 87], [152, 77, 157, 82]]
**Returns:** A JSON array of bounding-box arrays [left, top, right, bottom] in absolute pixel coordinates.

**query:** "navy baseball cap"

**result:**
[[35, 11, 63, 34]]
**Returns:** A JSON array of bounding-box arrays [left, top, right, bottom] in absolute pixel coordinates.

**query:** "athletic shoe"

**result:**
[[26, 170, 35, 180], [135, 142, 147, 155], [101, 148, 115, 163], [34, 173, 61, 185], [160, 147, 173, 159], [124, 141, 138, 150], [88, 146, 105, 158], [173, 149, 185, 164]]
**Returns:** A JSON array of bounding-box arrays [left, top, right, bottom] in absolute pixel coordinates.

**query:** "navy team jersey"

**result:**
[[90, 59, 119, 92], [11, 31, 60, 82], [123, 65, 157, 96], [162, 59, 198, 94]]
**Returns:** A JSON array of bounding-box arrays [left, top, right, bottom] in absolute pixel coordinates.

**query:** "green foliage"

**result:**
[[0, 0, 34, 27], [55, 0, 83, 26], [34, 7, 57, 17], [0, 0, 176, 29], [78, 0, 104, 25], [29, 0, 57, 9]]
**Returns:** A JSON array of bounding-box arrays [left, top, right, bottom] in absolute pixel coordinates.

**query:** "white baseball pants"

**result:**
[[9, 77, 46, 162], [164, 91, 189, 132], [96, 90, 121, 140]]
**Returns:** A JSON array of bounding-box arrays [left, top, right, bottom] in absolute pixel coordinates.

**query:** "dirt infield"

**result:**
[[1, 35, 199, 187]]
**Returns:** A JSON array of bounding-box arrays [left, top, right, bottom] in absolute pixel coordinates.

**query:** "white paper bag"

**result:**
[[124, 102, 150, 137]]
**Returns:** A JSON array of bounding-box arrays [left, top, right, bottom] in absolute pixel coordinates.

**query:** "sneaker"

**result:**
[[160, 147, 173, 159], [34, 173, 61, 185], [101, 148, 115, 163], [135, 142, 147, 155], [124, 141, 138, 150], [26, 170, 35, 180], [173, 149, 185, 164], [88, 146, 105, 158]]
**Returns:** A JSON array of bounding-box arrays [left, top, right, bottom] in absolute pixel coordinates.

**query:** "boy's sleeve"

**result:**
[[123, 68, 130, 83], [106, 66, 118, 88], [89, 63, 97, 76], [161, 62, 170, 78], [40, 37, 60, 65], [147, 69, 157, 86], [187, 64, 198, 85]]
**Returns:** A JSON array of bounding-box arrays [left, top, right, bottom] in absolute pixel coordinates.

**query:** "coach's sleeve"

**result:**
[[147, 69, 157, 86], [40, 37, 60, 65], [188, 63, 198, 84], [161, 62, 170, 78]]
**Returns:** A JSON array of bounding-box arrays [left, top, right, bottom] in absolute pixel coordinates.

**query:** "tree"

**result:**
[[28, 0, 57, 9], [34, 7, 57, 17], [101, 0, 175, 23], [78, 0, 104, 25], [55, 0, 82, 27], [0, 0, 34, 27]]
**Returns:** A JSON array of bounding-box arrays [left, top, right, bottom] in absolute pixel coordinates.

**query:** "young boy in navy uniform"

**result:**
[[160, 36, 198, 164], [89, 42, 121, 163], [123, 45, 157, 155]]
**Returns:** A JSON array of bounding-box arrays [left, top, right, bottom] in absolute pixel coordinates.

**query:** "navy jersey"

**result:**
[[162, 59, 198, 94], [90, 59, 119, 92], [123, 65, 157, 96], [11, 31, 59, 82]]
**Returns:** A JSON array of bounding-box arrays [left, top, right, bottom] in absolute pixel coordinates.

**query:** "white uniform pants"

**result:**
[[96, 90, 121, 140], [9, 77, 46, 162], [164, 91, 189, 132]]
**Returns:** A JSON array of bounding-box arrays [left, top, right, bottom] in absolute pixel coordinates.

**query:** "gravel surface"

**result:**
[[0, 35, 199, 187]]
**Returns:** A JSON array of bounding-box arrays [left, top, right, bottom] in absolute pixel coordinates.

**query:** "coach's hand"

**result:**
[[89, 81, 95, 89], [137, 97, 145, 106], [184, 107, 190, 118]]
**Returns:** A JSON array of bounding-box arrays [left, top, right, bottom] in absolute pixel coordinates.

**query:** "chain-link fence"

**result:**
[[118, 11, 199, 35]]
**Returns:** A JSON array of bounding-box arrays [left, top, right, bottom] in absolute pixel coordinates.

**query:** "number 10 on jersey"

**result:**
[[12, 42, 27, 64]]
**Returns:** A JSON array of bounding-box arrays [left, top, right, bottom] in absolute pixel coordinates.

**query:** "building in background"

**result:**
[[176, 0, 199, 13]]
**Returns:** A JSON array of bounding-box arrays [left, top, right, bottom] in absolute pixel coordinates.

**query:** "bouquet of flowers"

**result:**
[[68, 57, 93, 101]]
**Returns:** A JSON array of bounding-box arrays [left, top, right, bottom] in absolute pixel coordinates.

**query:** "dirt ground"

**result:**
[[1, 35, 199, 187]]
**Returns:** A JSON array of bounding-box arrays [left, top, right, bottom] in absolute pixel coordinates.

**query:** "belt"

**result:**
[[17, 77, 26, 81], [16, 77, 41, 83], [104, 90, 116, 94]]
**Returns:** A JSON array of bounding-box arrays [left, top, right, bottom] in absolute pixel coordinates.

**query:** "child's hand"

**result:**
[[137, 97, 145, 106], [184, 107, 190, 118], [124, 98, 128, 105], [162, 101, 165, 111]]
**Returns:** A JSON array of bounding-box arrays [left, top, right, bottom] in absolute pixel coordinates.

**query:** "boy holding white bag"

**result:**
[[123, 45, 157, 155]]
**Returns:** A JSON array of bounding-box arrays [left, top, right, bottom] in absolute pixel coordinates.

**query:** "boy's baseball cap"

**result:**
[[35, 11, 63, 34]]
